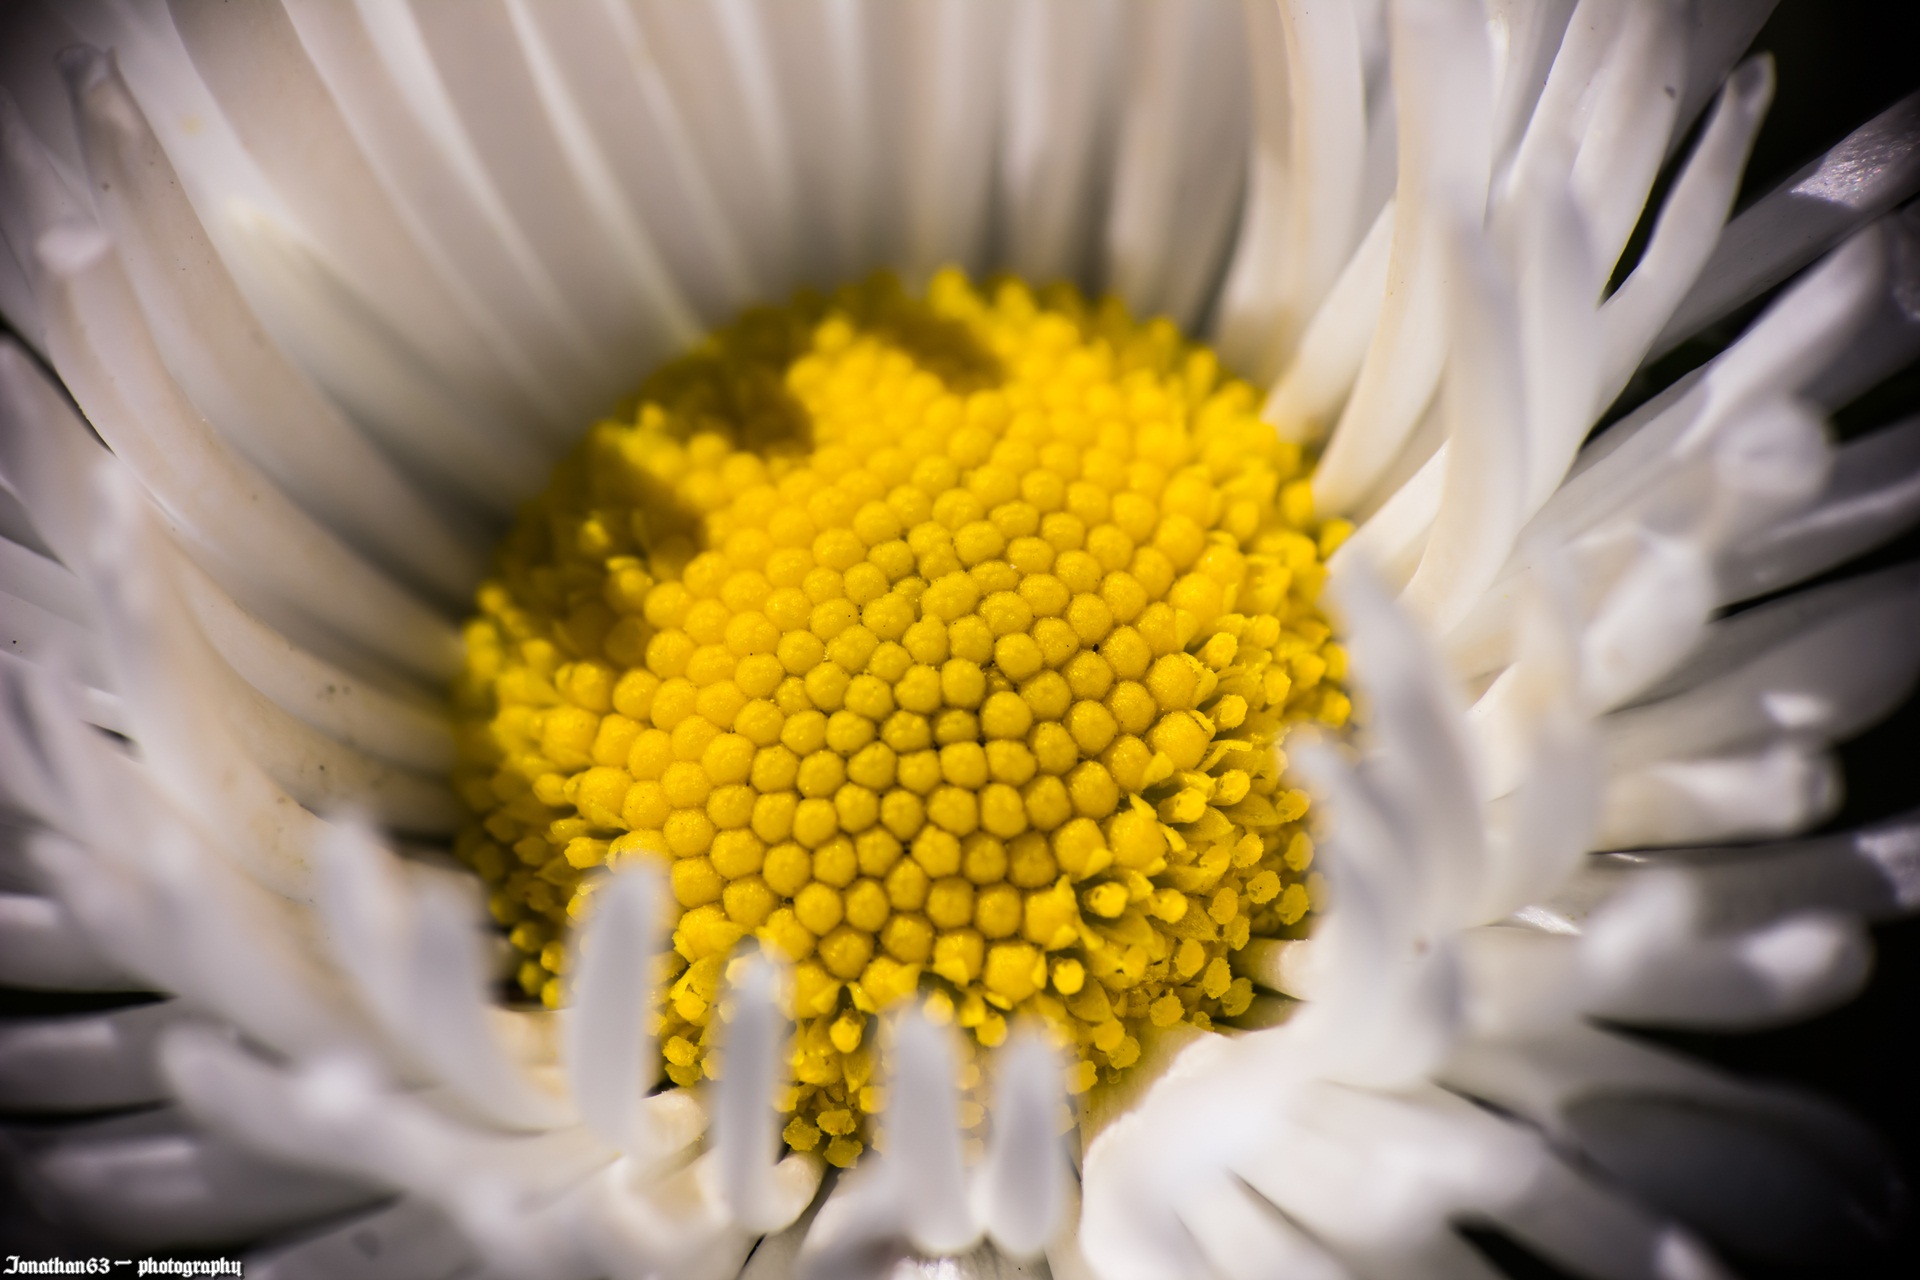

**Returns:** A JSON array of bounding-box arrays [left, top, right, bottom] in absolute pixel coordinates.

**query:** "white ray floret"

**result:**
[[972, 1028, 1070, 1260], [0, 2, 1915, 1277]]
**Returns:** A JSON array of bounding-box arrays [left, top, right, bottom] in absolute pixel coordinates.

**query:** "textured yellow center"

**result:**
[[452, 271, 1349, 1167]]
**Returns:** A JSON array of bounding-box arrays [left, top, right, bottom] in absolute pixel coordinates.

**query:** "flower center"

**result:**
[[453, 271, 1350, 1167]]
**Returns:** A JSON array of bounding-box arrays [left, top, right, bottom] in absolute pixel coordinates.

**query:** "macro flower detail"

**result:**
[[0, 2, 1916, 1279], [455, 272, 1348, 1162]]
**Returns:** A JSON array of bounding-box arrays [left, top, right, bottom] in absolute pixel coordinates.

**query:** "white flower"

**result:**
[[1, 2, 1918, 1278]]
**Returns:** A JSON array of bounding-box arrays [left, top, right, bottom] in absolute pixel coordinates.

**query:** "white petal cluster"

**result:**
[[0, 2, 1916, 1278]]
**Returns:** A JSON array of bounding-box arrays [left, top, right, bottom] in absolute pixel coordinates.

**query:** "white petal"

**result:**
[[1236, 937, 1321, 1000], [866, 0, 1011, 284], [1694, 393, 1833, 549], [1330, 563, 1485, 929], [176, 551, 456, 775], [1500, 0, 1630, 212], [1509, 132, 1602, 512], [1457, 925, 1584, 1037], [1605, 563, 1920, 769], [160, 1026, 607, 1219], [217, 199, 551, 516], [0, 194, 40, 347], [1403, 221, 1529, 633], [1549, 230, 1882, 550], [1177, 1170, 1351, 1280], [1804, 205, 1920, 411], [1102, 0, 1249, 330], [0, 530, 86, 620], [1263, 199, 1394, 438], [1667, 0, 1779, 159], [1654, 88, 1920, 354], [1728, 416, 1920, 591], [1225, 1082, 1534, 1277], [1718, 419, 1920, 607], [1443, 1022, 1900, 1265], [888, 1009, 978, 1256], [1, 335, 454, 756], [1314, 0, 1493, 514], [1332, 410, 1438, 586], [318, 819, 574, 1130], [756, 0, 881, 288], [1472, 571, 1600, 913], [19, 1104, 378, 1248], [564, 864, 682, 1162], [0, 1, 88, 190], [1598, 741, 1840, 848], [1494, 1159, 1735, 1280], [1287, 743, 1467, 1087], [1443, 1018, 1774, 1136], [77, 557, 321, 879], [1214, 0, 1368, 382], [626, 0, 801, 299], [33, 221, 461, 681], [792, 1167, 911, 1280], [998, 0, 1121, 288], [0, 580, 110, 691], [83, 472, 422, 890], [503, 0, 707, 345], [1576, 530, 1716, 712], [1537, 808, 1920, 937], [587, 1150, 761, 1280], [279, 0, 611, 429], [0, 887, 135, 991], [0, 997, 184, 1112], [184, 599, 462, 831], [973, 1028, 1069, 1259], [1598, 57, 1773, 401], [1485, 0, 1576, 184], [508, 0, 755, 315], [28, 811, 369, 1062], [313, 1, 632, 402], [735, 1179, 831, 1280], [1564, 0, 1685, 270], [1580, 873, 1870, 1028], [166, 0, 561, 441], [64, 47, 483, 602], [246, 1198, 480, 1280], [0, 471, 54, 559], [0, 62, 96, 295], [713, 948, 806, 1233]]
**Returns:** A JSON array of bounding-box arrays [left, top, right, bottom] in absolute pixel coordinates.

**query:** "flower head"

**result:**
[[0, 2, 1917, 1277], [455, 270, 1351, 1166]]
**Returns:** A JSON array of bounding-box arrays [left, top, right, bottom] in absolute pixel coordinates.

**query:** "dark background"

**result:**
[[5, 0, 1920, 1273]]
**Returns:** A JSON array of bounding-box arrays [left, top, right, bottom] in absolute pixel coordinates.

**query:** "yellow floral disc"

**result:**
[[452, 270, 1350, 1167]]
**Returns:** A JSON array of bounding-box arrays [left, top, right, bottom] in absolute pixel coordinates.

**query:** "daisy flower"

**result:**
[[2, 2, 1919, 1277]]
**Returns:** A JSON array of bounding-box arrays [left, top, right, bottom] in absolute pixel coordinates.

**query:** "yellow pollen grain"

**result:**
[[453, 270, 1346, 1162]]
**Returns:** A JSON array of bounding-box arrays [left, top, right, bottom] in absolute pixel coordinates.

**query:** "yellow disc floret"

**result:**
[[452, 270, 1350, 1166]]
